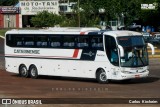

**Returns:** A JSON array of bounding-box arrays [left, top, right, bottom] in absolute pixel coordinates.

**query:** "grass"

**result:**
[[0, 29, 10, 36]]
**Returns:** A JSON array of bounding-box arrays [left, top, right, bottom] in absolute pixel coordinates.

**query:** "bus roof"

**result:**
[[103, 30, 142, 37], [5, 27, 100, 35], [88, 30, 142, 37], [6, 28, 142, 38]]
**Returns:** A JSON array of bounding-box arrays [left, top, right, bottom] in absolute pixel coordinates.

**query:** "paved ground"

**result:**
[[0, 37, 159, 107]]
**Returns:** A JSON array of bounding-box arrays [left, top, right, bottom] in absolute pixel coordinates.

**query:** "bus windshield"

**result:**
[[117, 36, 149, 67]]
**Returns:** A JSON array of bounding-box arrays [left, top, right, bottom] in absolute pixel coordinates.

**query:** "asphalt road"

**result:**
[[0, 37, 160, 106]]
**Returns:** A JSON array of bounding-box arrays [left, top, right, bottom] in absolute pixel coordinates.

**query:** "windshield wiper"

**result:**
[[138, 55, 144, 66], [136, 48, 144, 66]]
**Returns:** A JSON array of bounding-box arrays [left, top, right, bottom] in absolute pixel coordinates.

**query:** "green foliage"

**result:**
[[31, 11, 66, 27], [3, 0, 159, 28], [0, 29, 8, 36], [0, 0, 18, 6], [79, 0, 160, 27]]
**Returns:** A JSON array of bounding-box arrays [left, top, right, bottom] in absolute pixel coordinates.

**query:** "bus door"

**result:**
[[104, 35, 119, 77]]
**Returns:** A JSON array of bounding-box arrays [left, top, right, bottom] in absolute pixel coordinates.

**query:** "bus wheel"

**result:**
[[29, 65, 38, 79], [19, 65, 28, 78], [96, 69, 108, 84]]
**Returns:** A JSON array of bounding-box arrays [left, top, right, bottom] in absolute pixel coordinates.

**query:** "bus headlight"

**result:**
[[121, 71, 134, 74], [121, 71, 129, 74]]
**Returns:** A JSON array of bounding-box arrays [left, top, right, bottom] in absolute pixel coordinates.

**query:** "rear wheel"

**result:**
[[29, 65, 38, 79], [19, 65, 28, 78], [96, 69, 108, 84]]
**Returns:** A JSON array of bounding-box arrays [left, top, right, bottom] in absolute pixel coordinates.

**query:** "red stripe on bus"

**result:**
[[73, 49, 79, 58], [80, 32, 85, 35]]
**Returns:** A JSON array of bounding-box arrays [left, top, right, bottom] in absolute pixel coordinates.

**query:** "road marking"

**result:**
[[147, 47, 157, 49], [0, 35, 5, 39], [149, 75, 160, 78]]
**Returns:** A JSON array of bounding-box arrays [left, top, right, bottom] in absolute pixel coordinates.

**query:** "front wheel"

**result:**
[[96, 69, 108, 84], [29, 65, 38, 79]]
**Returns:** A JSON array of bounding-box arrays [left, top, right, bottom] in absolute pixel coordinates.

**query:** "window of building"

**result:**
[[59, 5, 68, 12]]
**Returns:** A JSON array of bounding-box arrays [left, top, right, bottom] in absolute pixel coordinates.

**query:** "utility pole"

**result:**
[[78, 0, 80, 27]]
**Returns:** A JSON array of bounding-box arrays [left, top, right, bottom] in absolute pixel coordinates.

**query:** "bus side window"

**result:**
[[6, 34, 15, 47], [77, 36, 89, 48], [17, 41, 22, 46], [105, 35, 119, 66], [51, 42, 60, 47], [63, 36, 75, 48], [24, 36, 34, 47], [35, 36, 48, 47], [25, 41, 34, 46], [91, 36, 103, 50], [16, 36, 23, 47], [50, 36, 61, 48], [41, 42, 47, 46]]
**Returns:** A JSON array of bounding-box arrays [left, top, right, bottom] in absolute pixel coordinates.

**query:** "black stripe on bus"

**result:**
[[5, 50, 98, 61]]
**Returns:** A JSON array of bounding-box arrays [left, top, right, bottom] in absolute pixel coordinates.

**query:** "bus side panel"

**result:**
[[5, 45, 113, 79], [37, 60, 111, 79], [5, 57, 111, 79], [5, 57, 21, 74]]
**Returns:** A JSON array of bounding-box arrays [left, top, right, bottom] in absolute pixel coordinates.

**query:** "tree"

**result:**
[[31, 11, 66, 27], [0, 0, 18, 6], [78, 0, 100, 27], [140, 0, 160, 26]]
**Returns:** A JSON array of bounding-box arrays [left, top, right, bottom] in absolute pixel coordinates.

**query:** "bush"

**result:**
[[31, 10, 100, 27], [31, 11, 66, 27]]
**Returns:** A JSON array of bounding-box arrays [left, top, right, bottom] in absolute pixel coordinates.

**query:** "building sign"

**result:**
[[0, 7, 20, 13], [141, 3, 157, 10], [20, 0, 59, 15]]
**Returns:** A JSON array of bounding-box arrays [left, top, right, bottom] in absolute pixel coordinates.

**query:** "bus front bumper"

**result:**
[[119, 70, 149, 80]]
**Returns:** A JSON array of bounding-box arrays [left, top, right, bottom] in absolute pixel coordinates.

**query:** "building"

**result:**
[[0, 0, 76, 28], [0, 6, 20, 28], [19, 0, 59, 28]]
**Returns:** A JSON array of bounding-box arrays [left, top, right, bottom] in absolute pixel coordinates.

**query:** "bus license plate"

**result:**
[[135, 75, 140, 78]]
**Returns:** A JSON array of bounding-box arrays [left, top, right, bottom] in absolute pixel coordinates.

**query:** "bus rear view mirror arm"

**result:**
[[147, 43, 155, 55], [118, 45, 124, 57]]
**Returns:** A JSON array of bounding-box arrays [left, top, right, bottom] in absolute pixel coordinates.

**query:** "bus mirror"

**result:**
[[118, 45, 124, 57], [147, 43, 155, 55]]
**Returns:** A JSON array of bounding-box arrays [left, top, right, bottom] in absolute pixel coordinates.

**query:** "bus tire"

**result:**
[[19, 64, 28, 78], [96, 69, 108, 84], [29, 65, 38, 79]]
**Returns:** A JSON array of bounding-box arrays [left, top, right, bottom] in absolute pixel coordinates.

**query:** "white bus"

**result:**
[[5, 27, 155, 83]]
